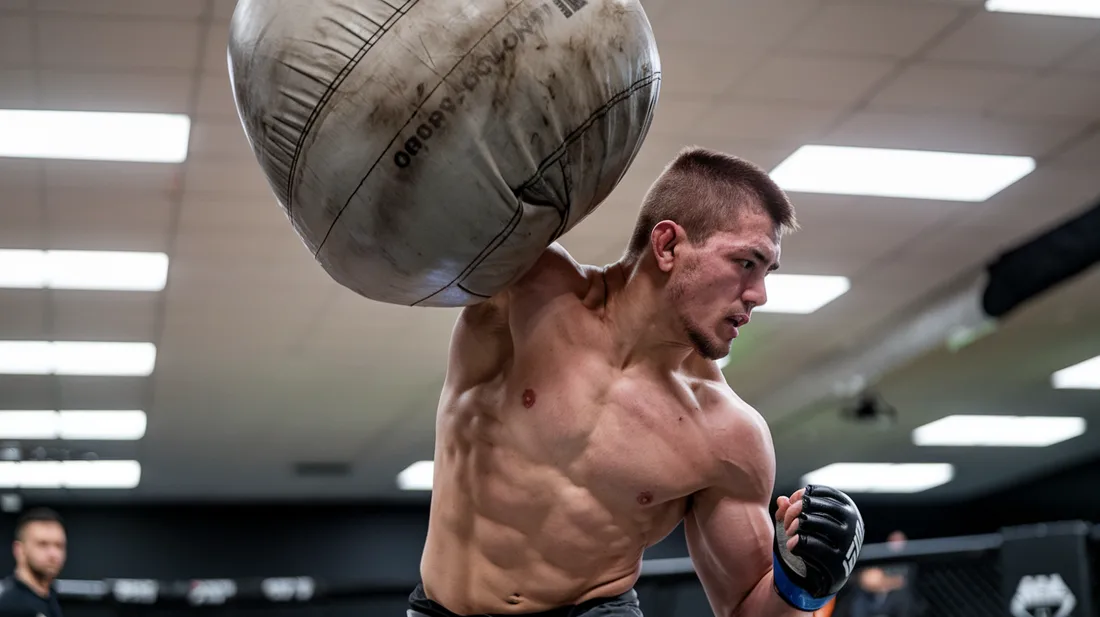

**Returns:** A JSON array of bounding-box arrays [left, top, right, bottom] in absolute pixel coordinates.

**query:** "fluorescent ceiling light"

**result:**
[[0, 341, 157, 376], [986, 0, 1100, 19], [0, 410, 147, 441], [802, 462, 954, 493], [913, 415, 1086, 447], [397, 460, 434, 491], [1051, 354, 1100, 389], [0, 460, 141, 489], [770, 145, 1035, 202], [0, 109, 190, 163], [759, 274, 850, 314], [0, 250, 169, 291]]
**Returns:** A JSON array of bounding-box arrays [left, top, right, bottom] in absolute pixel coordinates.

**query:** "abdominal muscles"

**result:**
[[422, 381, 695, 613]]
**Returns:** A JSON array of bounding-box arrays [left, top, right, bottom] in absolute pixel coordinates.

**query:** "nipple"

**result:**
[[507, 594, 523, 605], [637, 491, 653, 506], [522, 389, 536, 408]]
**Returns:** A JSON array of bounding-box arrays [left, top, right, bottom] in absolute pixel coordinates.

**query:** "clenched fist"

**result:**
[[771, 485, 865, 611]]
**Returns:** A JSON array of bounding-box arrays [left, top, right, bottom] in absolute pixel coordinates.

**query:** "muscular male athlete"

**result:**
[[408, 147, 865, 617]]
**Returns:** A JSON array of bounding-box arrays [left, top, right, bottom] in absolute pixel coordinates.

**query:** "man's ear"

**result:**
[[650, 220, 682, 273]]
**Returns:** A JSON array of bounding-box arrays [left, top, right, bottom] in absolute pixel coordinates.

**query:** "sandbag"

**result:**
[[228, 0, 661, 306]]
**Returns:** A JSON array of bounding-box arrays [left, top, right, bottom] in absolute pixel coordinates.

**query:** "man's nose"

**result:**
[[743, 278, 768, 309]]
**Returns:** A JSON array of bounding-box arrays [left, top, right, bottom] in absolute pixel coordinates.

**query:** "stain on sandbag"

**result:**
[[391, 2, 557, 170]]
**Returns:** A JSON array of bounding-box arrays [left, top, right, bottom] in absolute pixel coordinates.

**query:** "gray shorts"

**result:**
[[407, 582, 643, 617]]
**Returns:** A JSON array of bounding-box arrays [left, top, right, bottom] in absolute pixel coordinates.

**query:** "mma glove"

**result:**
[[771, 485, 865, 612]]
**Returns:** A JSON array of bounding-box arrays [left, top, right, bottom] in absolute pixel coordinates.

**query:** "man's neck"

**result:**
[[14, 566, 51, 598], [602, 258, 695, 373]]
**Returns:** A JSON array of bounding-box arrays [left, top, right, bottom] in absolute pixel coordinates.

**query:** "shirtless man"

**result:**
[[408, 147, 865, 617]]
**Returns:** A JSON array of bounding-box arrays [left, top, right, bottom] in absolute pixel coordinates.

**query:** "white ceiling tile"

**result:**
[[44, 189, 174, 251], [203, 22, 230, 74], [867, 61, 1033, 112], [988, 73, 1100, 120], [37, 18, 201, 70], [43, 161, 182, 192], [823, 110, 1090, 157], [692, 101, 846, 144], [0, 70, 36, 107], [652, 0, 820, 47], [646, 98, 719, 138], [184, 159, 270, 195], [791, 2, 965, 57], [57, 377, 147, 413], [179, 195, 287, 236], [712, 141, 802, 172], [195, 73, 238, 118], [50, 291, 161, 341], [37, 70, 194, 113], [0, 160, 42, 191], [0, 190, 43, 248], [35, 0, 206, 18], [654, 44, 764, 98], [0, 14, 33, 67], [1062, 36, 1100, 74], [732, 55, 898, 105], [213, 0, 237, 22], [1047, 128, 1100, 170], [172, 225, 308, 269], [777, 193, 965, 273], [0, 291, 47, 339], [188, 119, 255, 160], [924, 11, 1100, 69], [0, 376, 52, 410], [984, 169, 1100, 216]]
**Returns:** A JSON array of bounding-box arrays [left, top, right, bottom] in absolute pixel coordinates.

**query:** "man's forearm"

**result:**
[[732, 568, 815, 617]]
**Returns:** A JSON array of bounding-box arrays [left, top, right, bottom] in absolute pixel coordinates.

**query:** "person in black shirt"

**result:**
[[0, 507, 66, 617]]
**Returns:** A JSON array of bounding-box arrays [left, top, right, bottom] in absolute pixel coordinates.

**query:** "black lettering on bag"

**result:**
[[393, 5, 554, 171]]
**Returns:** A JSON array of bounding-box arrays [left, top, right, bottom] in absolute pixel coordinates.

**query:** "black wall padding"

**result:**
[[982, 199, 1100, 318]]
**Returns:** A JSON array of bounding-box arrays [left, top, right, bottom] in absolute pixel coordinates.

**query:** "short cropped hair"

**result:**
[[15, 507, 64, 541], [625, 146, 798, 260]]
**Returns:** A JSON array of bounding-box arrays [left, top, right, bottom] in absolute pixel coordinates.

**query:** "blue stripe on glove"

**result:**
[[772, 553, 834, 612]]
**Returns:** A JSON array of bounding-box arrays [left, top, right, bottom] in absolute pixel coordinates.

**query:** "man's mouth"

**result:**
[[727, 314, 749, 328]]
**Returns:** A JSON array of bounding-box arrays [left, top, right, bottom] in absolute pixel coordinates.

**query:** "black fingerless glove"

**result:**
[[772, 485, 865, 611]]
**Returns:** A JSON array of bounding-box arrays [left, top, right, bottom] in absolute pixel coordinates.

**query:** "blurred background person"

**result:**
[[0, 508, 66, 617], [838, 531, 922, 617]]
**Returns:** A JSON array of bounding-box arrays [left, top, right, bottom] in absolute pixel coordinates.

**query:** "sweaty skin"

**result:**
[[420, 227, 793, 615]]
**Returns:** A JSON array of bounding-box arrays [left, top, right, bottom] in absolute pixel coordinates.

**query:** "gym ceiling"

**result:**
[[0, 0, 1098, 505]]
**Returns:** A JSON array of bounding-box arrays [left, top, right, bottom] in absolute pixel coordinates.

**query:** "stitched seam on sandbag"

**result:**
[[314, 1, 536, 261], [412, 203, 525, 306], [286, 0, 420, 216], [456, 284, 493, 299], [414, 71, 661, 305], [511, 71, 660, 201]]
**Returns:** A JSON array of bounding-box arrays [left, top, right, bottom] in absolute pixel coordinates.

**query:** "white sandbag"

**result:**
[[228, 0, 661, 306]]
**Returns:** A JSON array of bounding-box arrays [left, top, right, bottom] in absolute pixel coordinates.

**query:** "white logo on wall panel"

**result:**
[[1010, 573, 1077, 617]]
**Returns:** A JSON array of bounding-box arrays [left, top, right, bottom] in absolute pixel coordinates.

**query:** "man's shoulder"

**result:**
[[0, 576, 27, 606], [505, 243, 606, 311], [454, 244, 601, 338], [516, 243, 600, 293], [696, 380, 776, 502]]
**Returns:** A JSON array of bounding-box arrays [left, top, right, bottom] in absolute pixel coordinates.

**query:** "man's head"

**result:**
[[625, 146, 797, 360], [13, 507, 67, 582]]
